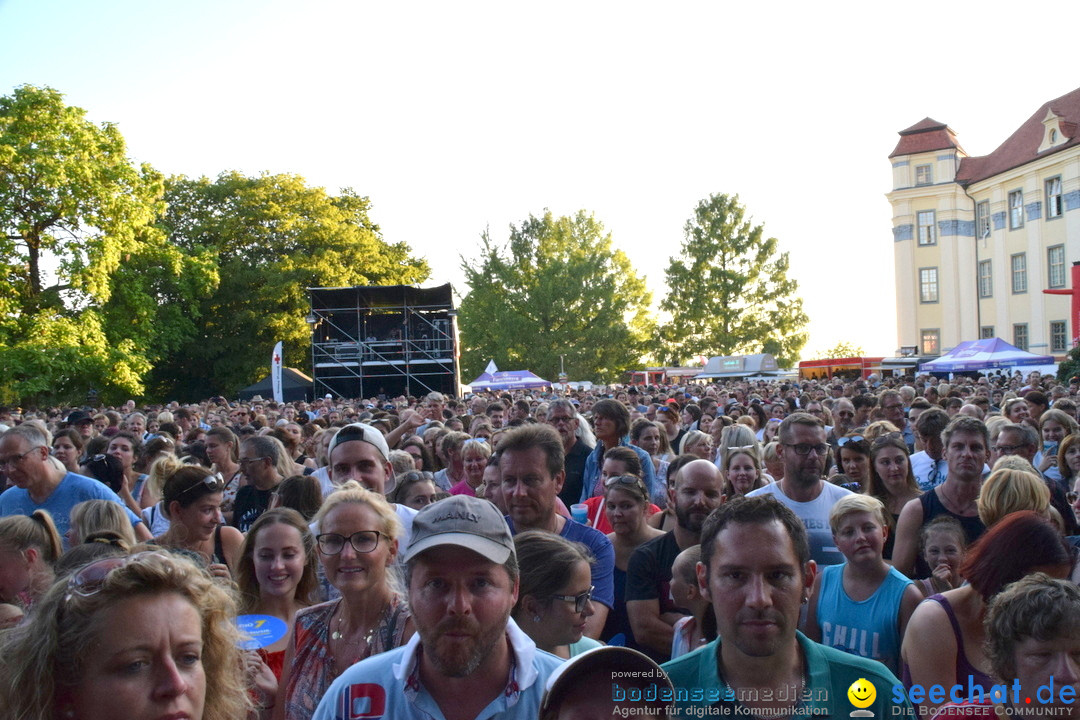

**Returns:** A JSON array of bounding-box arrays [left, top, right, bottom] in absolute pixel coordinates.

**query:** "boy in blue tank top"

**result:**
[[803, 494, 923, 672]]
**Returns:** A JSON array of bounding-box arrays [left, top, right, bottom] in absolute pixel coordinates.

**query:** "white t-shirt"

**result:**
[[747, 480, 853, 566]]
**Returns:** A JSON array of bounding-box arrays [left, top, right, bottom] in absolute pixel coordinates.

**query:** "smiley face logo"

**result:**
[[847, 678, 876, 710]]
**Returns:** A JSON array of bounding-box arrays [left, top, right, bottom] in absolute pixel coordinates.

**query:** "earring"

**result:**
[[801, 596, 809, 605], [533, 615, 542, 623]]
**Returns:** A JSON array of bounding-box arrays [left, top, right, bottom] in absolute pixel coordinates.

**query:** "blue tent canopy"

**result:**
[[468, 361, 551, 391], [918, 338, 1054, 373]]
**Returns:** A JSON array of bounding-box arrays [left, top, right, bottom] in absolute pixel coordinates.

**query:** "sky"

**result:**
[[2, 0, 1078, 363]]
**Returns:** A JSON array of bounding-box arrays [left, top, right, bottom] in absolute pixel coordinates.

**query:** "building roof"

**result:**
[[889, 117, 965, 158], [956, 86, 1080, 185]]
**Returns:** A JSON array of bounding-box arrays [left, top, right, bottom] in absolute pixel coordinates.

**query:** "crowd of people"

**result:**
[[0, 368, 1078, 719]]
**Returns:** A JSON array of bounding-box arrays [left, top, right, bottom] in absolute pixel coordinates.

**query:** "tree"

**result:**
[[156, 172, 430, 398], [815, 341, 865, 359], [0, 85, 165, 316], [458, 210, 654, 382], [1057, 344, 1080, 383], [656, 193, 808, 368], [0, 85, 166, 404]]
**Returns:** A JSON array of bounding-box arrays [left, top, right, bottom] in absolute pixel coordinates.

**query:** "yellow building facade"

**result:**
[[888, 87, 1080, 358]]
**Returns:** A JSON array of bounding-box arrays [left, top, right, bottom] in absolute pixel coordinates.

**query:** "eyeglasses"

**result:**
[[783, 443, 828, 456], [837, 436, 865, 447], [316, 530, 389, 555], [993, 443, 1025, 455], [0, 446, 43, 467], [181, 473, 224, 496], [238, 456, 267, 466], [551, 585, 594, 614], [871, 432, 903, 445]]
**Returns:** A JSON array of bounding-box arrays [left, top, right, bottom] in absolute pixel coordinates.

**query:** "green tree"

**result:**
[[656, 193, 808, 368], [1057, 344, 1080, 383], [156, 172, 429, 398], [458, 210, 654, 382], [815, 341, 865, 359], [0, 85, 166, 404]]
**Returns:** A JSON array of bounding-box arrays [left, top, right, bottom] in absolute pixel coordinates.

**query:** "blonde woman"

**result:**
[[205, 425, 244, 521], [0, 510, 63, 609], [275, 483, 414, 720], [977, 464, 1050, 529], [720, 446, 768, 498], [68, 498, 138, 547], [0, 551, 250, 720], [451, 437, 491, 496]]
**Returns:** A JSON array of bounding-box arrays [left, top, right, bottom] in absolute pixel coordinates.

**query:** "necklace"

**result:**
[[331, 603, 386, 647], [939, 482, 976, 515]]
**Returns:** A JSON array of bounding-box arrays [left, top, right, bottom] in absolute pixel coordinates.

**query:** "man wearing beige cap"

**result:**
[[312, 494, 562, 720]]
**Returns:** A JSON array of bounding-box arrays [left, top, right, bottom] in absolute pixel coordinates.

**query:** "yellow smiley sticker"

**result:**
[[848, 678, 876, 709]]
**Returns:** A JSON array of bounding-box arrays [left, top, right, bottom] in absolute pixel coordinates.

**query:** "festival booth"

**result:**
[[918, 338, 1056, 377], [238, 367, 314, 403], [466, 361, 552, 392], [697, 354, 783, 380]]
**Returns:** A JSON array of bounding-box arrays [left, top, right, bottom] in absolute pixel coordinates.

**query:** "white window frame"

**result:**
[[1048, 245, 1066, 289], [1011, 253, 1028, 294], [917, 210, 936, 246], [919, 267, 939, 303], [1051, 321, 1068, 353], [1009, 190, 1024, 229], [1046, 177, 1063, 219], [978, 259, 993, 298], [1014, 323, 1029, 351], [976, 200, 991, 238]]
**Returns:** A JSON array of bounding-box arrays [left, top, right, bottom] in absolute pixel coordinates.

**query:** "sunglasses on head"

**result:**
[[65, 551, 168, 602], [181, 473, 224, 496]]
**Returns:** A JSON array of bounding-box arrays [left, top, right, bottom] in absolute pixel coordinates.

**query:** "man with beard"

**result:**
[[891, 415, 990, 578], [748, 413, 852, 566], [500, 424, 613, 639], [311, 495, 562, 720], [626, 459, 723, 660], [879, 389, 915, 451], [661, 496, 910, 718], [544, 398, 593, 508], [825, 398, 855, 447]]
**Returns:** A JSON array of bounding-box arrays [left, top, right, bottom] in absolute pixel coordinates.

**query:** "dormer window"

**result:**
[[1038, 108, 1069, 152]]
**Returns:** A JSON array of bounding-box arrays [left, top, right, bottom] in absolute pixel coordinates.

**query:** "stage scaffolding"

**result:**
[[308, 284, 460, 399]]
